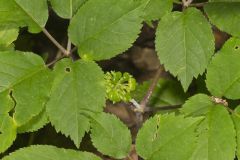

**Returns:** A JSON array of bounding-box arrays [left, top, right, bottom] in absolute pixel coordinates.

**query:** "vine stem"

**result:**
[[42, 28, 69, 56], [135, 67, 163, 126]]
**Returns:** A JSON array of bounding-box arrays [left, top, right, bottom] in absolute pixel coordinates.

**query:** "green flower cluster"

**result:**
[[105, 71, 136, 103]]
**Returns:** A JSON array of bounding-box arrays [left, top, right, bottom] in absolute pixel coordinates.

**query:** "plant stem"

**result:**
[[189, 2, 207, 7], [71, 46, 78, 54], [42, 28, 69, 56], [144, 104, 182, 112], [66, 39, 72, 56], [135, 67, 163, 127], [46, 55, 66, 67], [139, 67, 163, 111]]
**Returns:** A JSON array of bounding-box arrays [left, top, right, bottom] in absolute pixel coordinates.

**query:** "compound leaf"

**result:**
[[0, 114, 17, 153], [156, 8, 214, 91], [2, 145, 101, 160], [205, 1, 240, 37], [206, 37, 240, 99], [46, 59, 105, 148], [136, 113, 203, 160], [49, 0, 88, 19], [0, 51, 52, 126], [68, 0, 144, 60], [90, 113, 131, 159]]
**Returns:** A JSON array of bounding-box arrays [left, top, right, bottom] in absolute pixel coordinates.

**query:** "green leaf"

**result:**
[[0, 51, 52, 126], [0, 90, 14, 114], [0, 0, 49, 33], [46, 59, 106, 148], [0, 44, 15, 51], [232, 105, 240, 159], [204, 1, 240, 37], [143, 0, 173, 21], [0, 26, 18, 47], [181, 94, 236, 160], [189, 106, 236, 160], [17, 108, 49, 133], [0, 114, 17, 153], [68, 0, 144, 60], [90, 113, 131, 159], [218, 37, 240, 54], [180, 94, 213, 117], [136, 113, 203, 160], [49, 0, 87, 19], [206, 37, 240, 99], [155, 8, 214, 91], [132, 78, 187, 108], [2, 145, 101, 160]]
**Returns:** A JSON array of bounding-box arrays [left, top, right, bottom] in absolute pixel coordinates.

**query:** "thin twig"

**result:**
[[127, 155, 135, 160], [70, 46, 78, 54], [210, 96, 239, 117], [189, 2, 207, 7], [139, 67, 163, 111], [225, 106, 235, 115], [42, 28, 69, 56], [135, 67, 163, 127], [144, 104, 182, 112], [46, 55, 66, 67], [66, 39, 72, 56], [130, 99, 141, 110]]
